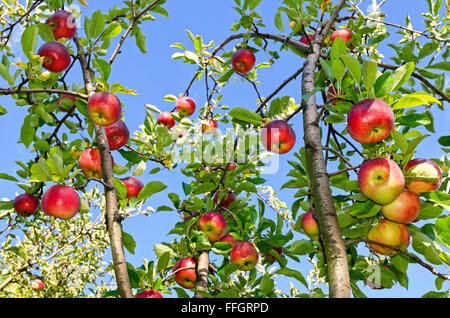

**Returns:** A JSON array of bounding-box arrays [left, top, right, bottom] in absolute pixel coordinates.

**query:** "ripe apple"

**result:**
[[173, 257, 197, 289], [218, 233, 238, 246], [404, 158, 442, 194], [231, 48, 256, 74], [380, 190, 421, 224], [299, 34, 315, 57], [79, 148, 113, 179], [104, 119, 130, 151], [230, 241, 259, 271], [201, 119, 218, 135], [358, 158, 405, 205], [347, 98, 394, 144], [264, 246, 283, 263], [176, 96, 196, 117], [367, 219, 410, 256], [227, 163, 237, 170], [121, 176, 144, 200], [331, 28, 354, 50], [135, 289, 163, 298], [157, 111, 175, 129], [183, 211, 200, 221], [13, 193, 40, 217], [260, 120, 296, 154], [41, 184, 80, 220], [46, 10, 77, 40], [38, 42, 71, 73], [30, 279, 45, 291], [301, 210, 320, 241], [87, 92, 122, 127], [199, 212, 227, 241], [213, 191, 236, 209], [57, 94, 76, 112]]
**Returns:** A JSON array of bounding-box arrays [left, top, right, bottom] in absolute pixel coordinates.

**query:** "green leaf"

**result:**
[[37, 23, 55, 42], [122, 230, 136, 254], [21, 24, 39, 59], [275, 267, 308, 289], [341, 55, 361, 85], [290, 239, 317, 255], [134, 26, 147, 53], [113, 178, 128, 200], [102, 21, 122, 40], [218, 68, 235, 83], [20, 115, 35, 148], [0, 104, 7, 116], [274, 8, 284, 32], [331, 58, 346, 83], [390, 62, 415, 93], [137, 181, 167, 201], [156, 251, 170, 274], [93, 58, 111, 80], [330, 36, 347, 61], [427, 61, 450, 71], [91, 11, 106, 38], [391, 129, 408, 154], [362, 60, 377, 94], [228, 107, 263, 126], [393, 92, 441, 109], [438, 136, 450, 147], [259, 275, 275, 295]]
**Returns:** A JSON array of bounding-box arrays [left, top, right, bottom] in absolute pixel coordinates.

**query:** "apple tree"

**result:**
[[0, 0, 449, 299]]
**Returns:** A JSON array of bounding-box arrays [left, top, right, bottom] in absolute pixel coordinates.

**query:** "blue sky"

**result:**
[[0, 0, 448, 298]]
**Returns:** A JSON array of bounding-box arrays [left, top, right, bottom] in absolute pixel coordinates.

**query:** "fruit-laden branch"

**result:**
[[301, 0, 350, 298], [108, 0, 164, 65], [0, 87, 88, 99], [194, 251, 210, 298], [73, 34, 133, 298], [345, 238, 450, 281], [376, 62, 450, 103]]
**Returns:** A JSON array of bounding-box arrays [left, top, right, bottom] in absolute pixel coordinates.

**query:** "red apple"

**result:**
[[104, 119, 130, 151], [57, 94, 76, 112], [227, 163, 237, 170], [30, 279, 45, 291], [173, 257, 197, 289], [231, 48, 256, 74], [157, 111, 175, 129], [301, 210, 320, 241], [218, 233, 238, 246], [299, 34, 315, 57], [264, 246, 283, 263], [135, 289, 163, 298], [176, 96, 196, 117], [358, 158, 405, 205], [201, 119, 218, 135], [38, 42, 71, 73], [199, 212, 227, 241], [230, 241, 259, 271], [87, 92, 122, 127], [183, 211, 200, 222], [404, 158, 442, 194], [213, 191, 236, 209], [45, 10, 77, 40], [13, 193, 40, 217], [79, 148, 113, 179], [331, 28, 354, 50], [347, 98, 394, 144], [41, 184, 80, 220], [367, 219, 410, 256], [121, 176, 144, 200], [260, 120, 296, 154], [380, 190, 421, 224]]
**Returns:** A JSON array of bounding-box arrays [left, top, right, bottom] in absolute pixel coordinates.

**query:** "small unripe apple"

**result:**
[[41, 184, 80, 220], [358, 158, 405, 205], [104, 119, 130, 151], [135, 289, 163, 298], [201, 119, 218, 135], [380, 190, 421, 224], [301, 210, 320, 241], [231, 48, 256, 74], [404, 158, 442, 194], [213, 191, 236, 209], [30, 279, 45, 291], [13, 193, 40, 217], [121, 176, 144, 200], [157, 111, 175, 129], [367, 219, 410, 256], [176, 96, 196, 117], [38, 42, 71, 73], [260, 120, 296, 154], [230, 241, 259, 271], [87, 92, 122, 127], [46, 10, 77, 40], [199, 212, 227, 241], [347, 98, 394, 144], [57, 94, 76, 112], [173, 257, 197, 289]]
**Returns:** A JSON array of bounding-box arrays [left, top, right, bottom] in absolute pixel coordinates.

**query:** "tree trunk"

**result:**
[[300, 0, 351, 298]]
